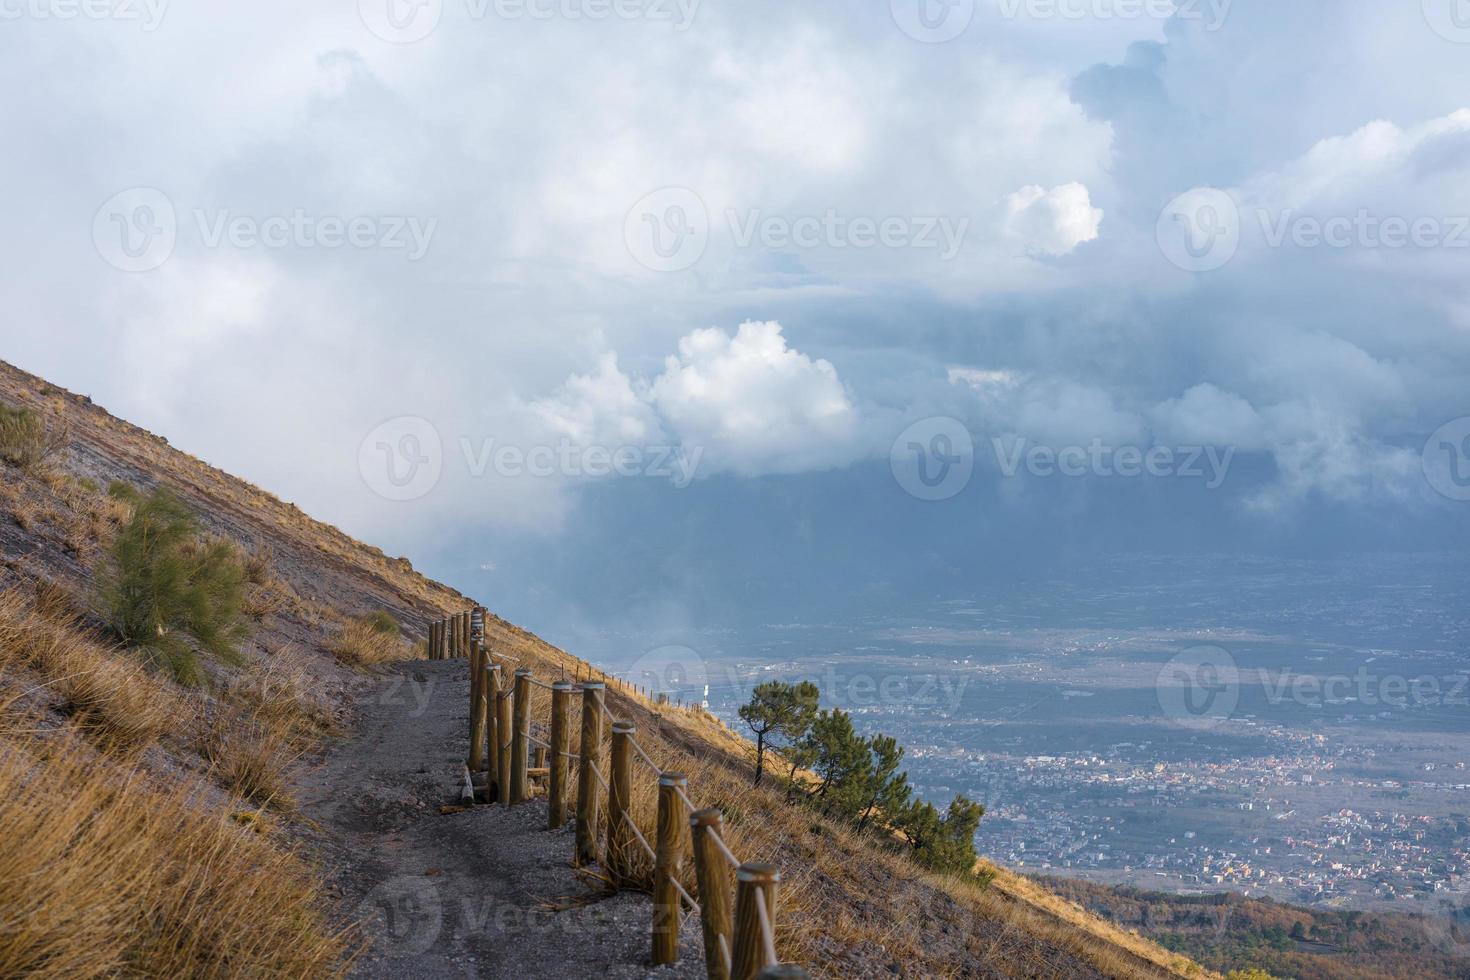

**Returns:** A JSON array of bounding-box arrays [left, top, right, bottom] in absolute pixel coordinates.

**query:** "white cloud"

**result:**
[[648, 321, 861, 476], [1150, 384, 1268, 451], [1003, 183, 1104, 256]]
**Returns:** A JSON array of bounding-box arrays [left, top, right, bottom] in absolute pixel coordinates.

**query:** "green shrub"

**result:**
[[358, 610, 399, 636], [0, 404, 67, 471], [98, 488, 248, 684], [107, 480, 141, 504]]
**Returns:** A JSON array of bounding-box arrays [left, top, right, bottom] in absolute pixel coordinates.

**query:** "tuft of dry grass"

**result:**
[[0, 589, 181, 749], [0, 728, 347, 978], [328, 616, 414, 667], [205, 714, 298, 805]]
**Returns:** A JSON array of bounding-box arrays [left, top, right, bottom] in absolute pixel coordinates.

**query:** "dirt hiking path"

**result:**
[[294, 659, 705, 979]]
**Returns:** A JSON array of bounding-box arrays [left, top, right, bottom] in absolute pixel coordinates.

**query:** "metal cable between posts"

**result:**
[[526, 677, 556, 691], [586, 759, 609, 792], [754, 884, 779, 967], [627, 735, 661, 774], [672, 785, 695, 813], [718, 935, 733, 976], [705, 825, 741, 869], [526, 733, 552, 750], [622, 811, 657, 861]]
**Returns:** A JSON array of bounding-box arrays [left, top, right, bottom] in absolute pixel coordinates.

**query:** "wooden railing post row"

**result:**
[[691, 808, 734, 980], [607, 722, 635, 884], [512, 669, 531, 804], [732, 863, 780, 980], [548, 680, 573, 828], [575, 681, 605, 865], [653, 771, 690, 966]]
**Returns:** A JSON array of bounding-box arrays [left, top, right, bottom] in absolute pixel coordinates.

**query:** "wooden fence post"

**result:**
[[468, 641, 486, 775], [428, 620, 438, 660], [691, 808, 734, 980], [495, 665, 512, 808], [608, 722, 635, 884], [732, 864, 780, 980], [486, 664, 501, 792], [437, 618, 447, 660], [575, 681, 605, 865], [548, 681, 573, 829], [454, 612, 464, 658], [512, 669, 531, 804], [654, 772, 690, 965]]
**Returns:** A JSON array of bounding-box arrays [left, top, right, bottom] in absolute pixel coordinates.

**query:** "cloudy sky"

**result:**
[[4, 0, 1469, 641]]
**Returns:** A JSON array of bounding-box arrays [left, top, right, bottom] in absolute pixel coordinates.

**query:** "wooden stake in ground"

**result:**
[[575, 681, 605, 865], [496, 667, 512, 809], [512, 669, 531, 804], [653, 771, 690, 965], [548, 680, 573, 829], [607, 721, 635, 884], [731, 864, 780, 980], [691, 808, 734, 980], [468, 642, 486, 775]]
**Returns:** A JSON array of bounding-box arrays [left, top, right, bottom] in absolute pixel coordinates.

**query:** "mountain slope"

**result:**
[[0, 358, 1204, 979]]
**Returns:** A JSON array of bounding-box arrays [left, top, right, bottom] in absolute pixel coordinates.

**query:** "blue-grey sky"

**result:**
[[4, 0, 1469, 641]]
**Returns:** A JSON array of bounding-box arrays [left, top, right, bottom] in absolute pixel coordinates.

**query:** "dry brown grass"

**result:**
[[0, 589, 181, 749], [205, 711, 298, 805], [0, 726, 347, 978], [328, 617, 415, 667]]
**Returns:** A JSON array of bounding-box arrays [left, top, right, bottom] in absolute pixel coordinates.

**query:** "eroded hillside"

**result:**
[[0, 358, 1206, 979]]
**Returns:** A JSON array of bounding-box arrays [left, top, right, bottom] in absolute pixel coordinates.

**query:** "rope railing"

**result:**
[[437, 608, 804, 980]]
